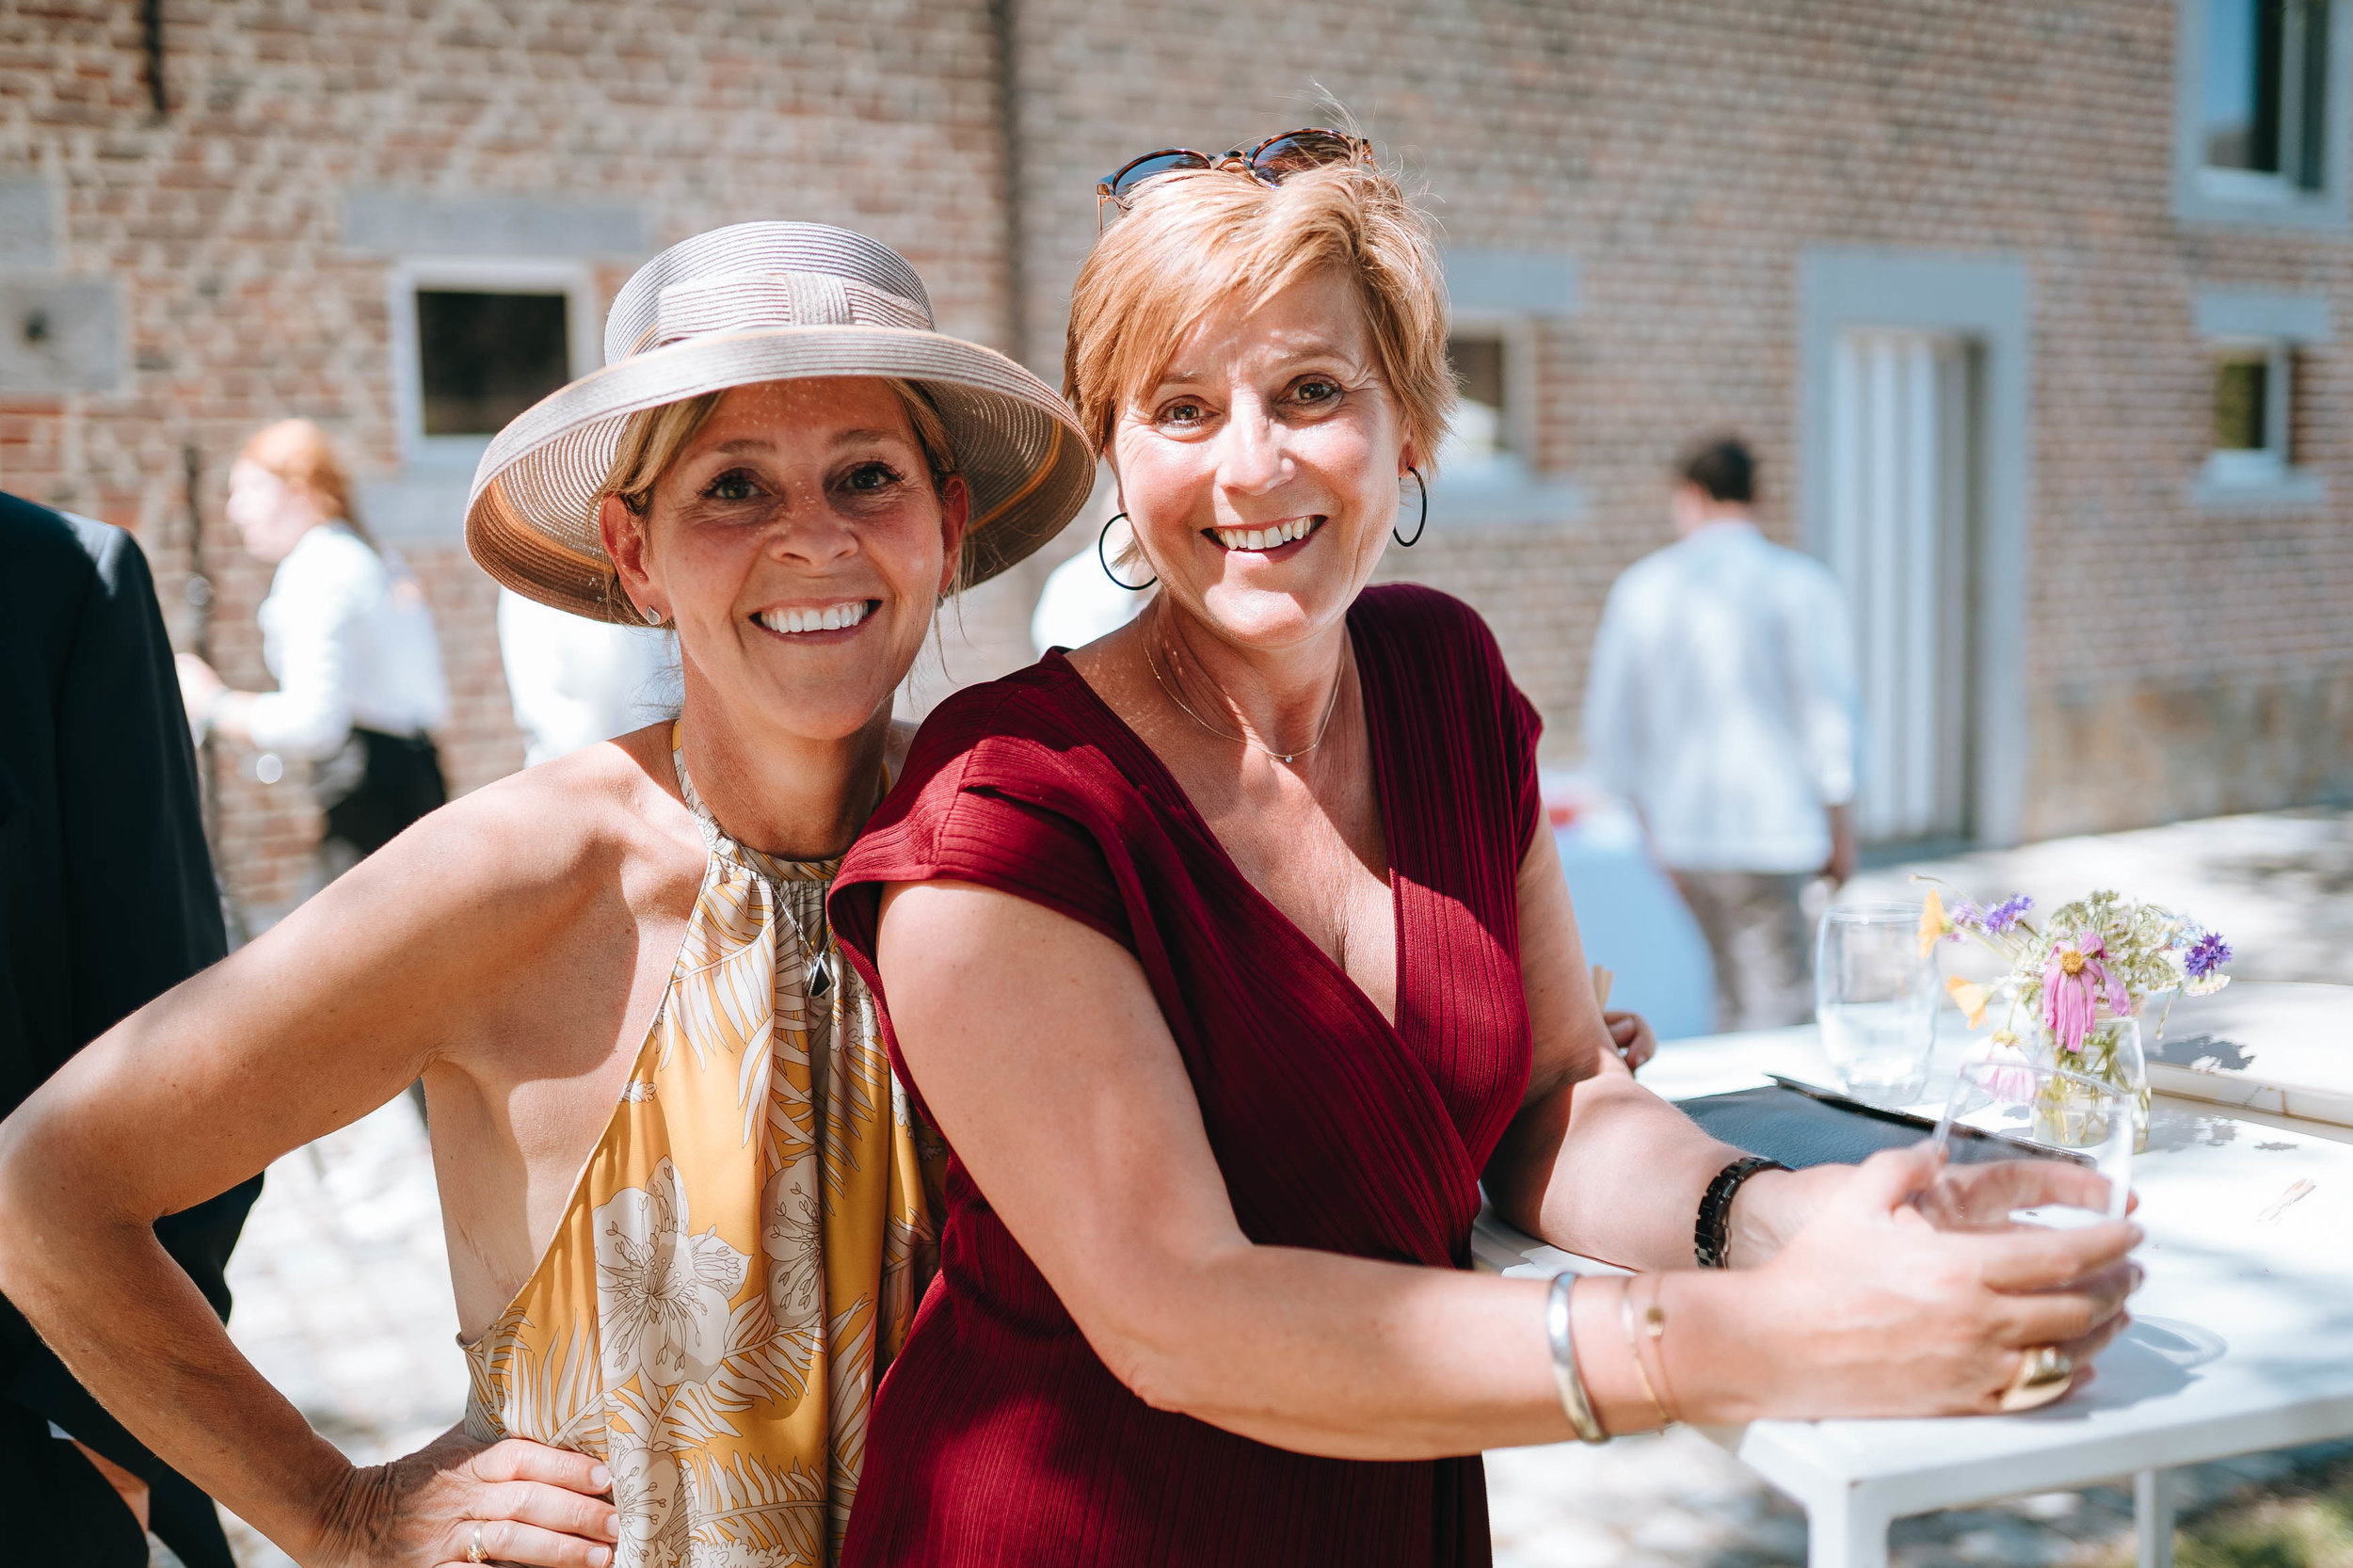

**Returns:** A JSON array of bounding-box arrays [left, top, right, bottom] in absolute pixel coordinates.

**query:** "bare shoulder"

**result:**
[[315, 726, 704, 950]]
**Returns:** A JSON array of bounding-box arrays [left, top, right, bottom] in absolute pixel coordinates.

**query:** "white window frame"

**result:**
[[2191, 289, 2331, 507], [2174, 0, 2353, 229], [1424, 248, 1586, 527], [1442, 309, 1540, 476], [387, 256, 600, 472]]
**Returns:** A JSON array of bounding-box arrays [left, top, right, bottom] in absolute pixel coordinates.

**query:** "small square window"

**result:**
[[1443, 327, 1544, 482], [415, 290, 571, 437], [2206, 341, 2293, 485], [2212, 352, 2270, 449], [389, 260, 597, 469], [1446, 334, 1510, 459]]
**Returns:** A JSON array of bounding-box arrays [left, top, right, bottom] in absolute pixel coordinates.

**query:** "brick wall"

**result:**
[[5, 0, 2350, 917], [0, 0, 1011, 919], [1005, 0, 2353, 840]]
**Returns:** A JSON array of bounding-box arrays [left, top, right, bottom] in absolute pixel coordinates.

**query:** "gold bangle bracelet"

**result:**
[[1646, 1274, 1684, 1425], [1546, 1272, 1609, 1444], [1619, 1276, 1673, 1431]]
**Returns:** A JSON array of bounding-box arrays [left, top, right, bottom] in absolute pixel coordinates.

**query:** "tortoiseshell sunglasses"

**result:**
[[1096, 128, 1374, 228]]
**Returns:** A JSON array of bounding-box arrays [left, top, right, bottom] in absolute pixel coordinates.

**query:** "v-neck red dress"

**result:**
[[829, 584, 1541, 1567]]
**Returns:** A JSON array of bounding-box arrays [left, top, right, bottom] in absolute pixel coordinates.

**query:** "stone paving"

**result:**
[[197, 808, 2353, 1567]]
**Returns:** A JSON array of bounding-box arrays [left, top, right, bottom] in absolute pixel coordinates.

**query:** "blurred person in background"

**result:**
[[1583, 437, 1860, 1031], [0, 492, 260, 1568], [498, 585, 680, 765], [0, 222, 1093, 1568], [175, 419, 451, 891], [1028, 500, 1149, 655]]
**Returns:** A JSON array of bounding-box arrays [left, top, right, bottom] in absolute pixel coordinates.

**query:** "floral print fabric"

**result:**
[[464, 734, 940, 1567]]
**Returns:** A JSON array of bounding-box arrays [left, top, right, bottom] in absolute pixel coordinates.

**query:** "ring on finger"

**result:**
[[468, 1521, 490, 1564], [1998, 1344, 2075, 1413]]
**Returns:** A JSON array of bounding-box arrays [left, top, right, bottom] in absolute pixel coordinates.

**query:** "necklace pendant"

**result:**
[[1278, 753, 1295, 764]]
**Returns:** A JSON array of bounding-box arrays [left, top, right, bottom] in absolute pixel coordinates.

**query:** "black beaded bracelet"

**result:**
[[1695, 1155, 1788, 1269]]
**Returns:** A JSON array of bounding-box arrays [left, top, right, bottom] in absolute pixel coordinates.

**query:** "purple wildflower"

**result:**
[[2185, 931, 2232, 982], [1981, 895, 2033, 935], [1949, 899, 1982, 927]]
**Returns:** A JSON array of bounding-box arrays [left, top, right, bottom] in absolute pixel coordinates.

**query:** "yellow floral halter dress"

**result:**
[[464, 729, 941, 1568]]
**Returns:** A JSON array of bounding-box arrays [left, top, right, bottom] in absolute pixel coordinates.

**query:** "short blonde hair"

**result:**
[[1064, 152, 1454, 474]]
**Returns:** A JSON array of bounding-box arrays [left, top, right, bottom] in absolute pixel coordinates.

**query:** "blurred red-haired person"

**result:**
[[176, 419, 450, 889]]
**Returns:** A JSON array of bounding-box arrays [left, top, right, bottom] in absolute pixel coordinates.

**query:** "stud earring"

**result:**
[[642, 602, 664, 626]]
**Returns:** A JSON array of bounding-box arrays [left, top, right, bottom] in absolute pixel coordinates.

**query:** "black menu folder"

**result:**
[[1675, 1078, 2087, 1170]]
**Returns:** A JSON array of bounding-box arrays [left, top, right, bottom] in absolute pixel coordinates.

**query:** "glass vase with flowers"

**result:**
[[1915, 884, 2233, 1153]]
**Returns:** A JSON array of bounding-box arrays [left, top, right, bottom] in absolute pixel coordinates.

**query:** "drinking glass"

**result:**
[[1814, 904, 1939, 1105], [1923, 1041, 2134, 1225]]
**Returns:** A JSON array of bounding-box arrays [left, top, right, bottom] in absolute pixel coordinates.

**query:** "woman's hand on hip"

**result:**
[[1726, 1144, 2141, 1420], [312, 1426, 617, 1568]]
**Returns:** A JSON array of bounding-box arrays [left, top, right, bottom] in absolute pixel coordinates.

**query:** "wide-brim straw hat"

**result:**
[[467, 221, 1093, 623]]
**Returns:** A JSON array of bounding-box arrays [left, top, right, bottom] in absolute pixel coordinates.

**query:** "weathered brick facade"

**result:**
[[5, 1, 2350, 915], [1, 0, 1012, 918]]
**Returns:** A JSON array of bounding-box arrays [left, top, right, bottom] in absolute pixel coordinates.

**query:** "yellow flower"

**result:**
[[1917, 890, 1947, 957], [1945, 976, 1990, 1030]]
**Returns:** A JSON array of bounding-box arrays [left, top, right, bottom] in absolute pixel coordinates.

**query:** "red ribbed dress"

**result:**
[[829, 585, 1540, 1566]]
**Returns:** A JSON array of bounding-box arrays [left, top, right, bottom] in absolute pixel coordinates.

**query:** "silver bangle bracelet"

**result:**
[[1545, 1272, 1609, 1445]]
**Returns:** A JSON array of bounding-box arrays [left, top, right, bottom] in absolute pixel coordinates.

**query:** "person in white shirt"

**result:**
[[495, 587, 679, 767], [1028, 526, 1148, 656], [1582, 437, 1860, 1031], [177, 420, 451, 889]]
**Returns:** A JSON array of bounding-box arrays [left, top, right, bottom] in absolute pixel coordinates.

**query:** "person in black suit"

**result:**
[[0, 490, 260, 1568]]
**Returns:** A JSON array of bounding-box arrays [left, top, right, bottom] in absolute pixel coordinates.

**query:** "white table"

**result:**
[[1474, 1026, 2353, 1568]]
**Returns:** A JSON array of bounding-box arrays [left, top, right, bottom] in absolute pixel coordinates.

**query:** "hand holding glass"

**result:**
[[1925, 1043, 2135, 1225]]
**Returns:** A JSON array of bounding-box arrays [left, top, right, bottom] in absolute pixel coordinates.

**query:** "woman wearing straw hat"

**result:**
[[0, 222, 1092, 1568]]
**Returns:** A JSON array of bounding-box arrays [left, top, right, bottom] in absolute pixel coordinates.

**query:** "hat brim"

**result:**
[[467, 326, 1094, 624]]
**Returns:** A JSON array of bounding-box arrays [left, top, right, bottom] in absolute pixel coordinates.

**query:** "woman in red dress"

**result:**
[[829, 134, 2140, 1566]]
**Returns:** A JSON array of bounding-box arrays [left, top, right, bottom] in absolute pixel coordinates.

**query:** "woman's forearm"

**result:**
[[1117, 1160, 2141, 1453], [0, 1183, 355, 1559], [1498, 824, 1761, 1271], [1097, 1240, 1748, 1459], [1488, 1059, 1746, 1272]]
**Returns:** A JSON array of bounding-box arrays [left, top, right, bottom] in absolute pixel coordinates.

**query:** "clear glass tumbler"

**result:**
[[1814, 903, 1939, 1105], [1928, 1041, 2135, 1224]]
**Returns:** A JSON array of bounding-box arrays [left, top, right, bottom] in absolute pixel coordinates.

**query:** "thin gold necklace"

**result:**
[[1143, 622, 1347, 766]]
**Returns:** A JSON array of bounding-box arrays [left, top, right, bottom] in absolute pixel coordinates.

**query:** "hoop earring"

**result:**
[[1097, 511, 1157, 591], [1394, 468, 1428, 548]]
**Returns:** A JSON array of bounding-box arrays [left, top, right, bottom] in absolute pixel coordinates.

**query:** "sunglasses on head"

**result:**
[[1096, 128, 1374, 227]]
